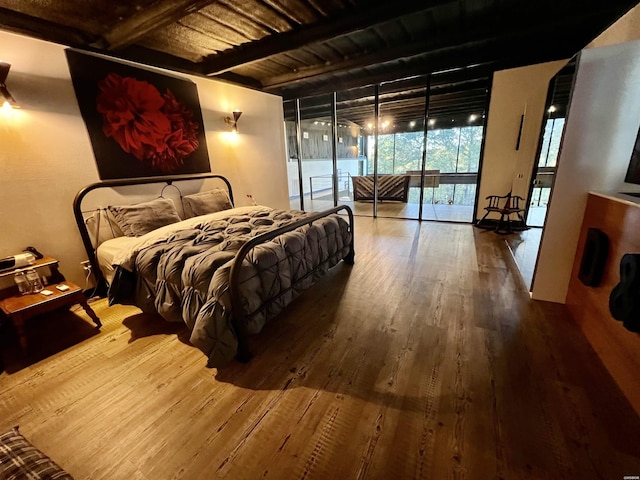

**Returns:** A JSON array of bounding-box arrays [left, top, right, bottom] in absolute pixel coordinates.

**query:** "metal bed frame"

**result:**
[[73, 173, 355, 362]]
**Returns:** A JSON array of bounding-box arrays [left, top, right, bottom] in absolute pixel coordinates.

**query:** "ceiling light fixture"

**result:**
[[0, 61, 19, 108]]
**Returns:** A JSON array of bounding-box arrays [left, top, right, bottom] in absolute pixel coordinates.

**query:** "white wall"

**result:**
[[477, 61, 567, 217], [0, 30, 289, 287], [532, 40, 640, 302]]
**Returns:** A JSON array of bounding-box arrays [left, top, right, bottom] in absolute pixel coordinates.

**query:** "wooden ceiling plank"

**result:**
[[175, 21, 236, 50], [102, 0, 219, 50], [264, 12, 592, 92], [197, 3, 271, 39], [226, 0, 294, 33], [305, 0, 344, 17], [112, 44, 263, 89], [262, 38, 452, 89], [270, 2, 638, 97], [0, 7, 100, 47], [277, 59, 497, 100], [295, 82, 487, 120], [185, 13, 254, 46], [114, 44, 206, 75], [138, 22, 233, 61], [202, 0, 455, 75], [262, 0, 321, 25]]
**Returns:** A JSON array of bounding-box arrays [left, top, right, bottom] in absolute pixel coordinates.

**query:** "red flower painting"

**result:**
[[96, 73, 199, 173], [66, 50, 209, 180]]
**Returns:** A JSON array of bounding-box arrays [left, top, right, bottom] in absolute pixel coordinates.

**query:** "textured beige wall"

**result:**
[[531, 2, 640, 303], [477, 60, 567, 218], [532, 40, 640, 303], [0, 29, 288, 287]]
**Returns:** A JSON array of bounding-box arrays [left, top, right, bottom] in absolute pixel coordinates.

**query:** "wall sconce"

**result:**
[[224, 110, 242, 133], [0, 61, 19, 108]]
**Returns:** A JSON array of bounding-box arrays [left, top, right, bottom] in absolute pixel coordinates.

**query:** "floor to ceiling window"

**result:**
[[284, 95, 336, 212], [285, 73, 490, 224], [372, 80, 427, 220], [336, 86, 376, 217], [527, 115, 564, 227], [420, 78, 488, 223]]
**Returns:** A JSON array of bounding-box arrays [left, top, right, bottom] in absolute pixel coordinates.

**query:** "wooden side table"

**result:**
[[0, 258, 101, 351]]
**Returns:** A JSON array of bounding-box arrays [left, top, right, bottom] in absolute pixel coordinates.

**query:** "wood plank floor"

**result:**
[[1, 218, 640, 479]]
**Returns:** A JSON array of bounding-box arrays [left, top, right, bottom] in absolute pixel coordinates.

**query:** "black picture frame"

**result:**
[[66, 49, 210, 180]]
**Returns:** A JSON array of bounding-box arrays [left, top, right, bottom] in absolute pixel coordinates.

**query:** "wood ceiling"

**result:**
[[0, 0, 636, 118]]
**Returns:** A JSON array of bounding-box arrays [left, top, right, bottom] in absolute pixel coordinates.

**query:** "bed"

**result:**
[[73, 174, 354, 367]]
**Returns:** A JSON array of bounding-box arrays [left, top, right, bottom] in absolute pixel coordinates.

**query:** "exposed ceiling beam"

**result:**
[[213, 71, 263, 90], [201, 0, 456, 75], [101, 0, 219, 50], [292, 82, 488, 119], [114, 45, 263, 89], [266, 5, 623, 96], [115, 45, 206, 75], [0, 7, 99, 47], [278, 63, 498, 100], [289, 90, 488, 125], [263, 38, 440, 90], [263, 22, 576, 92]]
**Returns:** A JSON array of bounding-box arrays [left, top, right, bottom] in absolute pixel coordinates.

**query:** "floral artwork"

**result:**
[[66, 50, 210, 179]]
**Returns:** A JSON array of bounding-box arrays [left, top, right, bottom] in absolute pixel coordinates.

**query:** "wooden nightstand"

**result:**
[[0, 257, 101, 351]]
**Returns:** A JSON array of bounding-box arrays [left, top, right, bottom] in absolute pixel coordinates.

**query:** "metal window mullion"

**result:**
[[419, 75, 431, 221], [373, 84, 380, 218], [294, 99, 304, 211], [544, 118, 555, 167], [331, 92, 339, 207], [452, 126, 462, 204]]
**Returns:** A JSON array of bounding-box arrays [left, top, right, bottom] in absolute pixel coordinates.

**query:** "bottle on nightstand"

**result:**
[[25, 268, 43, 293], [14, 270, 31, 295]]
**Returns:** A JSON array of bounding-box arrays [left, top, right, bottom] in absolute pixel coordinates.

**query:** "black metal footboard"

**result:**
[[228, 205, 355, 362]]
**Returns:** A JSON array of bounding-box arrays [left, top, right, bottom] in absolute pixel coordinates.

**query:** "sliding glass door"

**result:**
[[285, 73, 490, 224], [527, 115, 563, 226], [284, 95, 337, 212], [336, 86, 375, 217], [375, 80, 427, 220], [420, 78, 488, 223]]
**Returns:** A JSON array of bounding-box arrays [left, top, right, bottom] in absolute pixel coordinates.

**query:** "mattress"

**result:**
[[96, 236, 138, 285]]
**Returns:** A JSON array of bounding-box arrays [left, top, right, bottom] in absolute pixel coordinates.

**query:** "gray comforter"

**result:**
[[108, 206, 352, 367]]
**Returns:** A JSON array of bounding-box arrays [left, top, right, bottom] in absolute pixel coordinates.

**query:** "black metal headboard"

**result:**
[[73, 173, 234, 286]]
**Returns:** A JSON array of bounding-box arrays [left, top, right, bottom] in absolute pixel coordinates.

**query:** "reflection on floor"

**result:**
[[527, 205, 547, 227], [291, 195, 474, 222], [504, 227, 543, 290], [291, 195, 544, 289]]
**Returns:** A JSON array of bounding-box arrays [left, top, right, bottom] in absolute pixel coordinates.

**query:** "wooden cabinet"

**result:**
[[567, 192, 640, 415], [0, 257, 101, 351]]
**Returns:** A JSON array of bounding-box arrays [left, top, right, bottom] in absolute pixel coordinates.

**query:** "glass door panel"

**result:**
[[336, 86, 376, 217], [299, 94, 335, 213], [527, 116, 564, 227], [421, 80, 488, 222], [283, 99, 303, 210], [376, 81, 426, 220]]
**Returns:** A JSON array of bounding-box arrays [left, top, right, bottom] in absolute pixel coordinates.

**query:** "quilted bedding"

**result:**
[[107, 205, 352, 367]]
